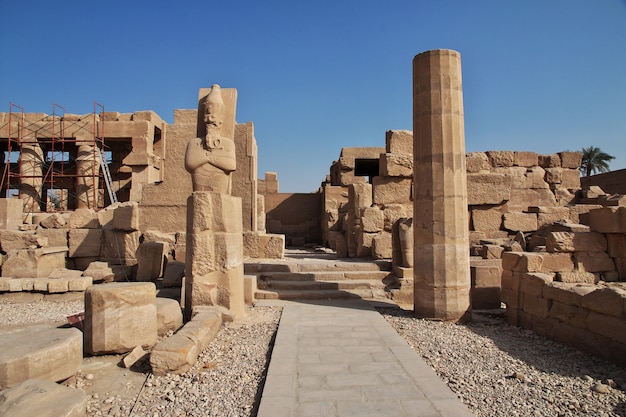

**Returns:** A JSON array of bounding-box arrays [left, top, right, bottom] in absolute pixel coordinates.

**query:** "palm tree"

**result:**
[[580, 146, 615, 177]]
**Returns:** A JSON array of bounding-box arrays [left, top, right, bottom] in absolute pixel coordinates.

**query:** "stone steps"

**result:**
[[247, 250, 396, 301]]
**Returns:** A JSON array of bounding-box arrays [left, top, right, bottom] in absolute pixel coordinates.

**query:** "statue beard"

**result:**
[[204, 124, 222, 150]]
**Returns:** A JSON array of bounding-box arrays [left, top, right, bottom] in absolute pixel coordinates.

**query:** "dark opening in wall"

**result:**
[[354, 158, 379, 183]]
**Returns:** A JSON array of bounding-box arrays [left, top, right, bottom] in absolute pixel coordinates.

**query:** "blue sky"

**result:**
[[1, 1, 624, 193]]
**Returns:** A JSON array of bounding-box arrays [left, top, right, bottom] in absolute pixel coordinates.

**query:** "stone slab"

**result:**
[[0, 379, 86, 417]]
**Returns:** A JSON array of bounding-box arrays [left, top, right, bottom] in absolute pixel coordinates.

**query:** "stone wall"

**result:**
[[500, 208, 626, 365], [264, 191, 322, 246], [581, 168, 626, 195]]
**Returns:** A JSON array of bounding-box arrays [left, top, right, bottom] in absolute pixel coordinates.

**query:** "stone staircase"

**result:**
[[245, 249, 396, 301]]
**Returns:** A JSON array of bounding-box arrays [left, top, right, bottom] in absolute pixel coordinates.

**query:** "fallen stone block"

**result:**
[[136, 241, 168, 282], [68, 208, 100, 229], [2, 247, 67, 278], [162, 261, 185, 288], [39, 213, 66, 229], [123, 346, 147, 369], [150, 311, 222, 375], [0, 379, 87, 417], [0, 325, 82, 389], [82, 261, 131, 283], [156, 297, 183, 336], [546, 231, 607, 253], [84, 282, 157, 355]]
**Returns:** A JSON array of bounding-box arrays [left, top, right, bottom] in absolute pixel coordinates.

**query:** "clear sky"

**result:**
[[1, 0, 624, 193]]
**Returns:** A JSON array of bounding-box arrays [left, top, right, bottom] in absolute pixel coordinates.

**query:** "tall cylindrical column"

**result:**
[[19, 138, 44, 213], [412, 49, 471, 322], [76, 144, 100, 209]]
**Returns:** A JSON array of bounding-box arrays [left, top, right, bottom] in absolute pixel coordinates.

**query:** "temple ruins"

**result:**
[[0, 49, 625, 414]]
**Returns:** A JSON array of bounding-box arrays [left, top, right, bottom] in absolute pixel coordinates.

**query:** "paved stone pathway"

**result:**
[[256, 300, 473, 417]]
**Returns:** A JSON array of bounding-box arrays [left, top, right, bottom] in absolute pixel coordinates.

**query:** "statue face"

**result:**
[[204, 98, 224, 127]]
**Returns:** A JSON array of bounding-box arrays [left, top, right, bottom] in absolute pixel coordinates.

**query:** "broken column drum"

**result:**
[[184, 84, 244, 321], [412, 49, 471, 322], [19, 138, 44, 212], [76, 143, 100, 209]]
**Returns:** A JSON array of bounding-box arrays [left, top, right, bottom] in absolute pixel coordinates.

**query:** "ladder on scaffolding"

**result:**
[[98, 148, 118, 205]]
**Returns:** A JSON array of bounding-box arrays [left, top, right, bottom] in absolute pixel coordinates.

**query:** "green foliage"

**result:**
[[580, 146, 615, 177]]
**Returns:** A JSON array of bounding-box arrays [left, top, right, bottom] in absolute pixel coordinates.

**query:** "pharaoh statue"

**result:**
[[184, 84, 236, 193]]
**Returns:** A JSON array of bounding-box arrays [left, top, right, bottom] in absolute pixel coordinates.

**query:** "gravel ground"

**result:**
[[3, 297, 626, 417], [380, 307, 626, 417]]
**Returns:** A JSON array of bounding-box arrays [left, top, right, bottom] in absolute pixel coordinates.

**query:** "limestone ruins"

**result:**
[[1, 48, 626, 413]]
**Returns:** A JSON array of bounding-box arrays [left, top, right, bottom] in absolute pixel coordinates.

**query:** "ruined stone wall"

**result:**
[[264, 192, 322, 246], [500, 208, 626, 365], [581, 168, 626, 195]]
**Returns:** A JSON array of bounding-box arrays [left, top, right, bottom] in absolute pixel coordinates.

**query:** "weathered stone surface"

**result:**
[[548, 301, 588, 328], [39, 213, 66, 229], [502, 252, 543, 273], [380, 153, 413, 177], [588, 207, 626, 233], [487, 151, 514, 167], [36, 229, 68, 248], [348, 183, 372, 218], [371, 232, 392, 260], [150, 311, 221, 375], [372, 176, 412, 205], [540, 253, 575, 273], [82, 261, 131, 282], [68, 209, 100, 229], [581, 286, 626, 318], [136, 241, 168, 281], [100, 230, 140, 266], [109, 201, 140, 231], [68, 229, 102, 258], [0, 379, 87, 417], [545, 231, 607, 253], [520, 272, 553, 296], [538, 154, 561, 168], [258, 234, 284, 259], [156, 297, 183, 336], [556, 271, 598, 284], [244, 275, 257, 304], [0, 230, 40, 252], [361, 206, 384, 233], [573, 251, 616, 273], [471, 208, 502, 232], [558, 151, 582, 169], [514, 151, 538, 167], [561, 169, 581, 189], [162, 261, 185, 288], [466, 173, 511, 205], [479, 244, 504, 260], [0, 325, 82, 389], [587, 311, 626, 345], [542, 282, 596, 306], [187, 192, 242, 234], [84, 282, 157, 355], [122, 345, 147, 369], [465, 152, 490, 173], [0, 198, 23, 231], [383, 204, 411, 232], [2, 247, 67, 278], [503, 212, 538, 232], [385, 130, 413, 154]]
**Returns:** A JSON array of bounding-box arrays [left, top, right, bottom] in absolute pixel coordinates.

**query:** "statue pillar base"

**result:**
[[184, 192, 245, 321]]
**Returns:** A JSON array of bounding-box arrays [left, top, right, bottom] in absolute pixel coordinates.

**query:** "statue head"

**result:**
[[203, 84, 225, 130]]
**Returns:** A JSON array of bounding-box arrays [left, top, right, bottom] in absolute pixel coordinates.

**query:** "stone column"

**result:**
[[412, 49, 471, 322], [76, 144, 100, 209], [19, 138, 44, 213]]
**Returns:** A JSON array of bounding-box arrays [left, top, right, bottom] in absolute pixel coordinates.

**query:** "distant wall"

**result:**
[[581, 169, 626, 195], [265, 192, 322, 245]]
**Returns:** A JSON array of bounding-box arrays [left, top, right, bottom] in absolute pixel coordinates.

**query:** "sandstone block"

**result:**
[[506, 188, 557, 212], [150, 311, 221, 375], [361, 206, 384, 233], [543, 282, 595, 306], [32, 279, 49, 292], [546, 231, 607, 253], [470, 259, 502, 288], [606, 234, 626, 258], [380, 153, 413, 177], [501, 287, 520, 309], [538, 154, 561, 168], [385, 130, 413, 154], [136, 241, 168, 281], [142, 230, 177, 246], [544, 167, 562, 185], [471, 208, 502, 232], [548, 301, 588, 328], [588, 207, 626, 233], [465, 152, 490, 173], [500, 270, 521, 291], [502, 252, 543, 273], [486, 151, 514, 167], [258, 234, 284, 259], [100, 230, 140, 266], [587, 312, 626, 345], [467, 173, 511, 205], [112, 201, 140, 231], [123, 346, 147, 369], [163, 261, 185, 288], [68, 276, 93, 291], [39, 213, 66, 229], [47, 279, 69, 293], [479, 244, 504, 260], [540, 253, 574, 273], [575, 252, 616, 273], [383, 204, 411, 232], [514, 151, 538, 167], [537, 208, 571, 227], [372, 176, 412, 205], [503, 212, 537, 232], [82, 261, 131, 283], [0, 379, 87, 417], [0, 230, 39, 252], [0, 198, 23, 230], [520, 272, 553, 297], [0, 325, 82, 389], [68, 229, 102, 258], [348, 183, 372, 218], [156, 297, 183, 336], [356, 231, 375, 258], [521, 293, 550, 318], [556, 271, 598, 284], [561, 169, 581, 189], [371, 232, 392, 260], [2, 247, 67, 278], [84, 282, 157, 355], [558, 151, 582, 169], [581, 287, 626, 318], [174, 109, 197, 124], [36, 229, 68, 248]]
